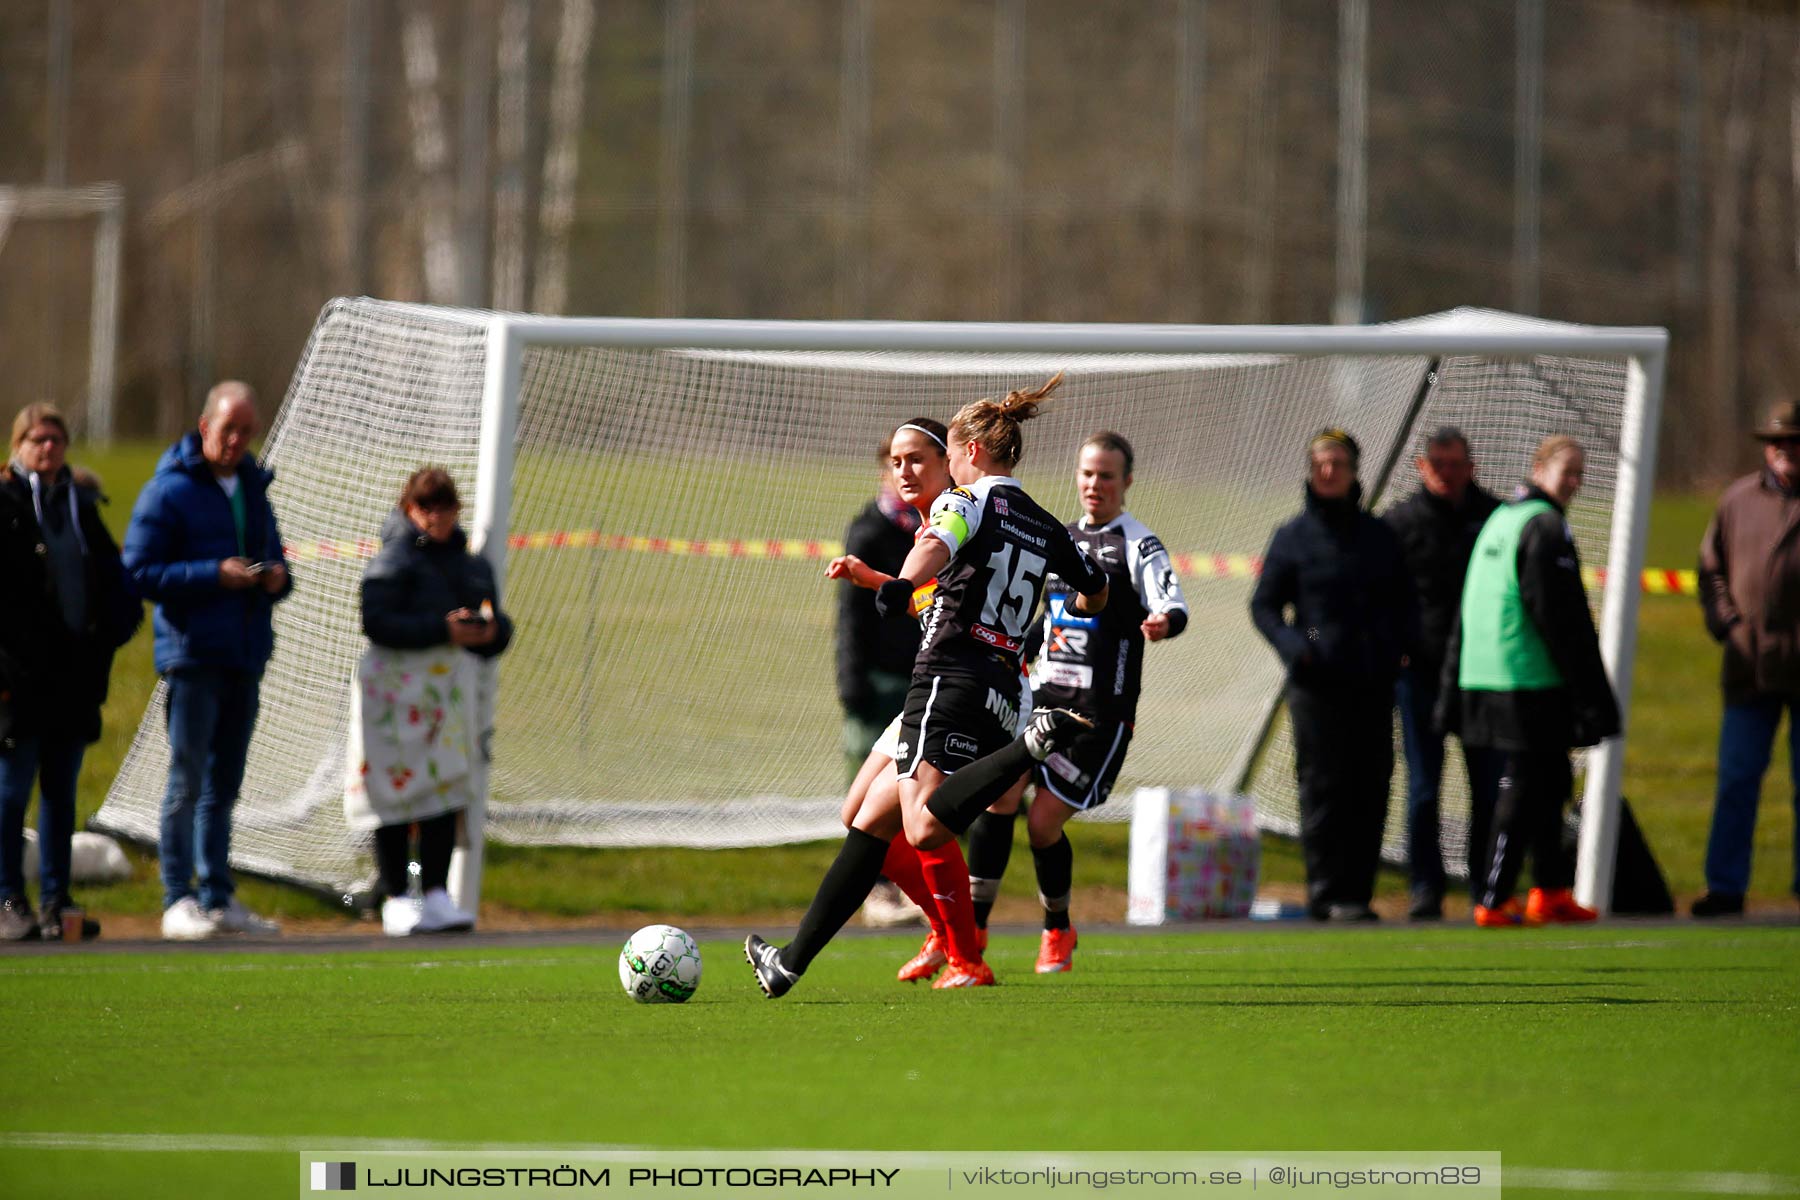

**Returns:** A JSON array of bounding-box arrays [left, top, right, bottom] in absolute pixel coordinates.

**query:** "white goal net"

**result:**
[[92, 300, 1663, 899]]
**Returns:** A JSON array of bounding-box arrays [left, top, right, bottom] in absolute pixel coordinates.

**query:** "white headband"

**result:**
[[895, 423, 948, 452]]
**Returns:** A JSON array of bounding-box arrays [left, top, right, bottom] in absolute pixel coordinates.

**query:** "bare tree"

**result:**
[[403, 1, 460, 304], [534, 0, 596, 315]]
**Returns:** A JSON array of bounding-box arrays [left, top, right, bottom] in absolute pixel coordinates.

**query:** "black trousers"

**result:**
[[1478, 749, 1574, 909], [374, 811, 458, 898], [1288, 680, 1394, 914]]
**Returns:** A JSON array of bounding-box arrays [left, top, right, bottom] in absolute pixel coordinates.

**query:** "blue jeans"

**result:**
[[159, 668, 261, 910], [0, 733, 86, 903], [1705, 697, 1800, 897], [1397, 667, 1503, 902]]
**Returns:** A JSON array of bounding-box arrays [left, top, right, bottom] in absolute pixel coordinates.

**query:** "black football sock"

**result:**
[[966, 810, 1018, 928], [1032, 834, 1074, 930], [924, 739, 1035, 835], [780, 828, 890, 975]]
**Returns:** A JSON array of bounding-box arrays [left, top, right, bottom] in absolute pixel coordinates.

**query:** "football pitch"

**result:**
[[3, 924, 1795, 1200]]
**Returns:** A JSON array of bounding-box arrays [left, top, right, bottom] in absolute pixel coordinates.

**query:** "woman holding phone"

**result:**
[[346, 467, 513, 935]]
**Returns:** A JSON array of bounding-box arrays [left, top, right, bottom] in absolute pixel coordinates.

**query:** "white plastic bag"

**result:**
[[1127, 787, 1260, 924], [21, 829, 133, 885]]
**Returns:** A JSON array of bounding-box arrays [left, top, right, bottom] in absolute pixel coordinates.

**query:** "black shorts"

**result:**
[[1033, 718, 1133, 811], [893, 672, 1017, 780]]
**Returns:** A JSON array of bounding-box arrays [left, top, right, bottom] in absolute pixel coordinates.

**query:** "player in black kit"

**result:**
[[748, 375, 1108, 996], [962, 431, 1189, 973]]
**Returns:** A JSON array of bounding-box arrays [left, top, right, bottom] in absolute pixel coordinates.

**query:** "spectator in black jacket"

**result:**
[[0, 403, 141, 942], [1251, 429, 1417, 921], [835, 433, 922, 782], [346, 467, 513, 937], [1439, 435, 1620, 926], [1382, 427, 1502, 919]]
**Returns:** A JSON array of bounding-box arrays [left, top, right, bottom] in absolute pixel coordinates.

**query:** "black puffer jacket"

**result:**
[[1382, 481, 1501, 677], [360, 509, 513, 658], [835, 494, 920, 718], [1437, 486, 1621, 751], [0, 465, 142, 748], [1250, 483, 1417, 689]]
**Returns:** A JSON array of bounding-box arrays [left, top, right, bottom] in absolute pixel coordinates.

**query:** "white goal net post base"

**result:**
[[91, 301, 1665, 917]]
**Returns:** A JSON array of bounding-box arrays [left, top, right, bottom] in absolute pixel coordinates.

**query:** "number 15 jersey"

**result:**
[[915, 475, 1106, 689]]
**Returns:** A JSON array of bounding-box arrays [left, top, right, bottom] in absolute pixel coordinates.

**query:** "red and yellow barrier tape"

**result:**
[[281, 532, 1701, 595]]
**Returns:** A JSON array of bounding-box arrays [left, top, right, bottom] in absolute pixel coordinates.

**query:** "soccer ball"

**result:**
[[619, 924, 702, 1004]]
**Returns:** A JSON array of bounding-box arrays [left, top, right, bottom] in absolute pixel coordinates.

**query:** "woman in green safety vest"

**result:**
[[1438, 435, 1620, 927]]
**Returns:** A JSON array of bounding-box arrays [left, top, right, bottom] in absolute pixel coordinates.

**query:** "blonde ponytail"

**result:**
[[949, 372, 1063, 469]]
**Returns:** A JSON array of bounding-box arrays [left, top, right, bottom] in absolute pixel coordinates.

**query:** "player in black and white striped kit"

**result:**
[[747, 375, 1107, 997], [965, 431, 1189, 973]]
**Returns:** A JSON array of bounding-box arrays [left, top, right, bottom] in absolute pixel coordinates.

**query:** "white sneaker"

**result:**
[[381, 896, 422, 937], [210, 897, 281, 936], [414, 888, 474, 934], [162, 896, 220, 941]]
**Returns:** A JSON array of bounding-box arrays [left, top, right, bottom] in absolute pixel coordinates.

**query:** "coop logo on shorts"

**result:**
[[944, 733, 979, 760], [310, 1161, 356, 1191]]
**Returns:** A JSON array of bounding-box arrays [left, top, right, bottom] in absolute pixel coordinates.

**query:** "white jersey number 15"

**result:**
[[979, 544, 1047, 639]]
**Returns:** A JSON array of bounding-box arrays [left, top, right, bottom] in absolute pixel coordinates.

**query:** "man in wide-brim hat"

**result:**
[[1693, 399, 1800, 917]]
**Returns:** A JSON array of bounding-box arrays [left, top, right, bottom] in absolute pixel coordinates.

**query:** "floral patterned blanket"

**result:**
[[344, 644, 477, 831]]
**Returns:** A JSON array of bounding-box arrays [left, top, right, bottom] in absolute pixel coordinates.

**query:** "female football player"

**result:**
[[748, 375, 1107, 996], [827, 417, 1000, 981], [961, 431, 1189, 974]]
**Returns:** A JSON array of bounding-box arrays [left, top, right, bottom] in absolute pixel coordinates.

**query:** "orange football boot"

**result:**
[[896, 933, 948, 982], [1525, 887, 1598, 925], [1473, 898, 1525, 927], [931, 958, 996, 988], [1035, 927, 1078, 974]]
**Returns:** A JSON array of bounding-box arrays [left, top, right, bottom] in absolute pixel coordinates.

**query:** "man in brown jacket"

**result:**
[[1695, 400, 1800, 916]]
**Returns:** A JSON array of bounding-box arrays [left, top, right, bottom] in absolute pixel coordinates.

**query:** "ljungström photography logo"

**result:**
[[310, 1161, 356, 1191]]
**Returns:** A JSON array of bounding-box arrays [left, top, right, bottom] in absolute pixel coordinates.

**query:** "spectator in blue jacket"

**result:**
[[123, 382, 293, 940]]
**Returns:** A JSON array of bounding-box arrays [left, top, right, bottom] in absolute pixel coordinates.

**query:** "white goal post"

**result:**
[[92, 301, 1665, 917]]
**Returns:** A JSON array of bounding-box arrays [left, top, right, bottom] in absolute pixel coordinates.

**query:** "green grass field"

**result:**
[[6, 445, 1797, 1199], [1, 925, 1795, 1199]]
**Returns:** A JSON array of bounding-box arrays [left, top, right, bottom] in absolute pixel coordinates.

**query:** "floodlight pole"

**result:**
[[1575, 344, 1667, 915], [450, 316, 523, 918]]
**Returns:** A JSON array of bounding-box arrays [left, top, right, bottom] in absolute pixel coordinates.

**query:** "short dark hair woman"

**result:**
[[0, 403, 142, 941], [345, 467, 513, 936]]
